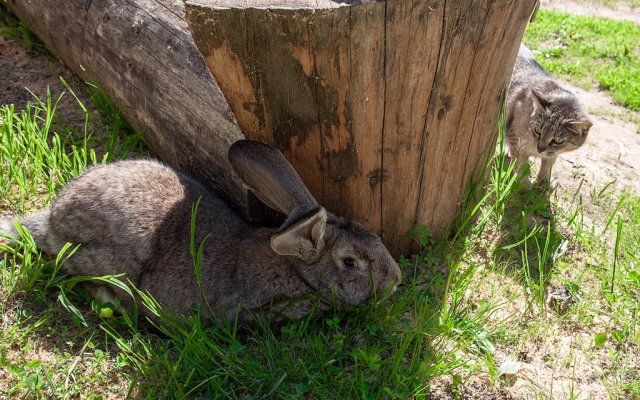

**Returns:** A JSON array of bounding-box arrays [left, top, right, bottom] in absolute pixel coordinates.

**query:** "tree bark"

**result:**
[[185, 0, 538, 255], [5, 0, 247, 209]]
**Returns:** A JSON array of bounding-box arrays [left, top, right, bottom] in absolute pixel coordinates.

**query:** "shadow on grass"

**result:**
[[494, 184, 566, 294], [423, 136, 572, 332]]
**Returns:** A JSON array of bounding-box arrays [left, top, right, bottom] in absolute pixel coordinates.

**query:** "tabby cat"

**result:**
[[506, 44, 592, 186]]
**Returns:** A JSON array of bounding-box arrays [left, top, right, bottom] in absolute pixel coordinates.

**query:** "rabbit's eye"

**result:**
[[342, 257, 358, 270]]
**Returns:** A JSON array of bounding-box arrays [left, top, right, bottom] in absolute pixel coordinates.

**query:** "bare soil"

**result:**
[[0, 35, 99, 127]]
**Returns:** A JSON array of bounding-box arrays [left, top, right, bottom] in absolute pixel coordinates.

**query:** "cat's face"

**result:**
[[530, 89, 592, 157]]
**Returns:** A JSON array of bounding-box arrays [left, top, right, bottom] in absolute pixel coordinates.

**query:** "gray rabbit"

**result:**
[[0, 140, 401, 322]]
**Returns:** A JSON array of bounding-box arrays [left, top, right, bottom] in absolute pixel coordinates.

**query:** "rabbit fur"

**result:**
[[0, 140, 401, 322]]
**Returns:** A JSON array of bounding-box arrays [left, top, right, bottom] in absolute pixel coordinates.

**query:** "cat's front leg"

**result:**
[[536, 156, 556, 187]]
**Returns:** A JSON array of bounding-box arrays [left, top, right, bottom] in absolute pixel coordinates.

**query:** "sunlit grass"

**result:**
[[525, 10, 640, 110]]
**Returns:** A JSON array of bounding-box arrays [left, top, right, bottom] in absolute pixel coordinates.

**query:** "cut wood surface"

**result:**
[[5, 0, 247, 209], [186, 0, 538, 255]]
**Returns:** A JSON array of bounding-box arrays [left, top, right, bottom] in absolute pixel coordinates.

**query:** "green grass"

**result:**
[[524, 10, 640, 110], [0, 86, 142, 214], [0, 91, 143, 398]]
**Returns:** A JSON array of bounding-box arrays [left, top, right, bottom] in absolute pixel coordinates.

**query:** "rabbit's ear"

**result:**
[[271, 207, 327, 262], [228, 140, 318, 216]]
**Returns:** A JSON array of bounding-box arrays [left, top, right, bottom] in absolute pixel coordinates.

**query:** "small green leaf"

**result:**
[[25, 373, 45, 392], [24, 359, 42, 368], [612, 330, 627, 344], [295, 383, 311, 394], [94, 349, 105, 359], [474, 330, 495, 355], [99, 303, 115, 318], [594, 332, 607, 348]]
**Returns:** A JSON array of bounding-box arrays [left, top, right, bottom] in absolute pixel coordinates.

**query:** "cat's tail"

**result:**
[[0, 210, 56, 253]]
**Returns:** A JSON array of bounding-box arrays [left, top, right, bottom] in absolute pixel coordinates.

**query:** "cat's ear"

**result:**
[[568, 120, 593, 135], [531, 89, 552, 110]]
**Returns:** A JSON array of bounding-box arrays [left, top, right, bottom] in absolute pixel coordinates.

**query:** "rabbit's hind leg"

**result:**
[[80, 282, 141, 319], [93, 285, 117, 305], [80, 282, 116, 307]]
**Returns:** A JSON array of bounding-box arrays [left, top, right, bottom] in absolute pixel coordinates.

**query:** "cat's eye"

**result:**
[[553, 138, 564, 145], [533, 128, 541, 137], [342, 257, 359, 270]]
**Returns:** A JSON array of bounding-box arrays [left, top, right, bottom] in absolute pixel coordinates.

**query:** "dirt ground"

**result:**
[[0, 35, 98, 126], [1, 2, 639, 399]]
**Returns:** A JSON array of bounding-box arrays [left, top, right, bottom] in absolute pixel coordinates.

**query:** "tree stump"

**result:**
[[185, 0, 537, 255]]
